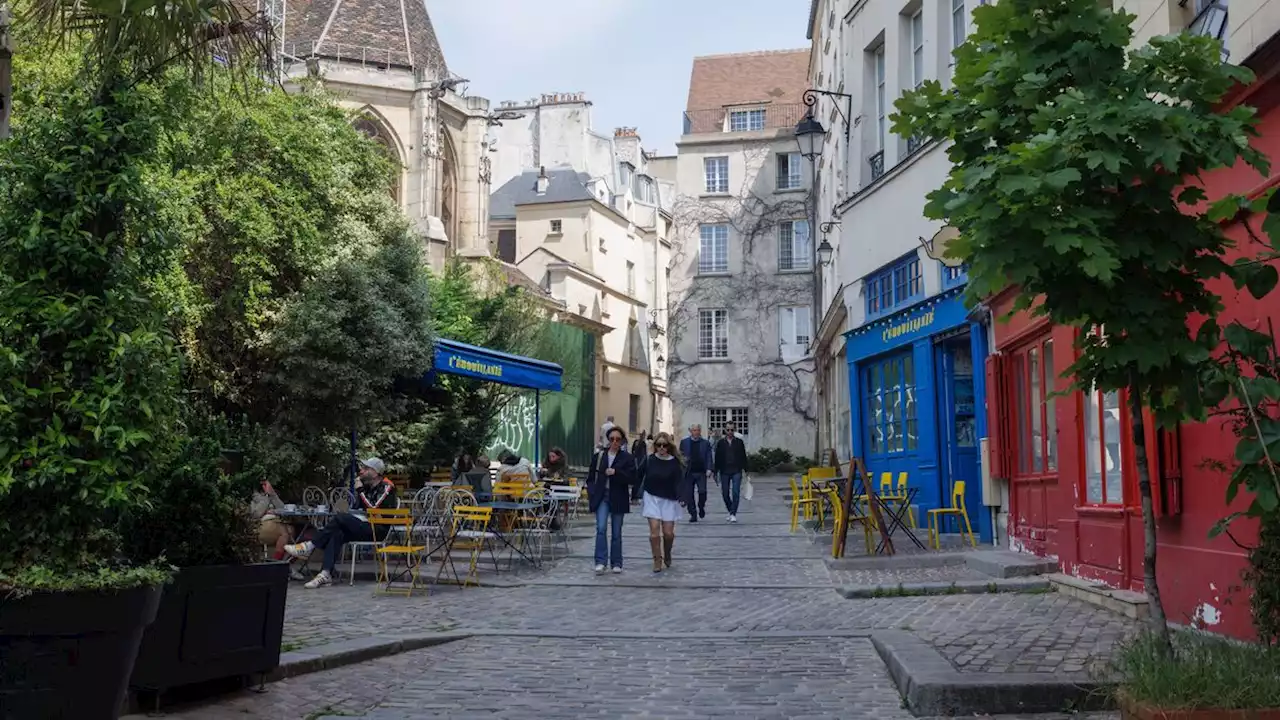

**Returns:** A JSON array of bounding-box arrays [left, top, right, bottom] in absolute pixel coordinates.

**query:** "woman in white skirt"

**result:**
[[642, 432, 685, 573]]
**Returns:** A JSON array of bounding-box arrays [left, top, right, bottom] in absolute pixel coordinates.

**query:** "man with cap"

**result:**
[[285, 457, 398, 589]]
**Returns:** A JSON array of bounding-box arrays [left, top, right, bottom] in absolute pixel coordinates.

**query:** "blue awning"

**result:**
[[431, 338, 563, 392]]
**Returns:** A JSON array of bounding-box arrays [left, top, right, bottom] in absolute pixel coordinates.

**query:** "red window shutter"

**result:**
[[985, 354, 1013, 480], [1156, 425, 1183, 517]]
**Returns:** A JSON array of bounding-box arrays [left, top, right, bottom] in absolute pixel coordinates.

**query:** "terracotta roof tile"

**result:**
[[686, 48, 809, 112]]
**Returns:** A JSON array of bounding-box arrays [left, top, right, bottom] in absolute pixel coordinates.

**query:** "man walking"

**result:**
[[679, 424, 714, 523], [714, 422, 748, 523]]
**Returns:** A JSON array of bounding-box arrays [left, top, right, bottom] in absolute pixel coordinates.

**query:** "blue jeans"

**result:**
[[720, 472, 742, 515], [594, 500, 625, 567]]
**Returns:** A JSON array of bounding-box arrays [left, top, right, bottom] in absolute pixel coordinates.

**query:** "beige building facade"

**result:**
[[663, 50, 819, 457]]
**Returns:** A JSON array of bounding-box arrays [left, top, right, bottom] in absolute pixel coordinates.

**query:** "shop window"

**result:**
[[1010, 337, 1056, 476], [863, 353, 917, 455], [1084, 386, 1128, 505]]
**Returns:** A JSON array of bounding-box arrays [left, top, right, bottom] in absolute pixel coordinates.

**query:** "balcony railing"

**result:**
[[868, 150, 885, 182], [906, 134, 926, 155], [682, 103, 808, 135]]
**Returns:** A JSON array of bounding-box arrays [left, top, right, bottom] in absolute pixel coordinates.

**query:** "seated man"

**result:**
[[284, 457, 398, 589]]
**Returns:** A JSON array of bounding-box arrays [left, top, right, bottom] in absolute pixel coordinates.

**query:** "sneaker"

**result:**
[[303, 570, 332, 589], [594, 564, 606, 574], [289, 566, 307, 581], [612, 566, 623, 574], [689, 515, 698, 523], [725, 514, 733, 523], [284, 541, 313, 559], [729, 514, 738, 523], [699, 507, 706, 519]]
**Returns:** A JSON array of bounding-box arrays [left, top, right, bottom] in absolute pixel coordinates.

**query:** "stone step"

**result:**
[[1046, 572, 1150, 619], [963, 550, 1059, 578]]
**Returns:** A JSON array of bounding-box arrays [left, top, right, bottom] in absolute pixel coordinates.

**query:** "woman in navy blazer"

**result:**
[[586, 425, 636, 574]]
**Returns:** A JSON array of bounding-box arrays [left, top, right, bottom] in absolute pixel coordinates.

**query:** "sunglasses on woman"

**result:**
[[655, 442, 671, 449]]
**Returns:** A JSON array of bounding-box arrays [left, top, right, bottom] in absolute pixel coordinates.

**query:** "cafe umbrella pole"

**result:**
[[534, 390, 541, 472], [349, 428, 358, 501]]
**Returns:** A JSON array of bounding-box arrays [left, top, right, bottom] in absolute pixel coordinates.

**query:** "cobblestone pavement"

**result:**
[[154, 477, 1133, 719]]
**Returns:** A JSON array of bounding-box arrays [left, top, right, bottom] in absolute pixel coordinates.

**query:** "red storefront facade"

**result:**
[[989, 39, 1280, 641]]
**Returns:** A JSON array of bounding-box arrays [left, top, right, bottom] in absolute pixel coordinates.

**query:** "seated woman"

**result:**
[[284, 457, 398, 589], [253, 481, 305, 581], [497, 450, 533, 483], [537, 447, 569, 484], [451, 451, 475, 483]]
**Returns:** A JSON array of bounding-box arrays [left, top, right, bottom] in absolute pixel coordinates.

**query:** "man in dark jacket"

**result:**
[[679, 423, 714, 523], [713, 423, 748, 523], [285, 457, 398, 588]]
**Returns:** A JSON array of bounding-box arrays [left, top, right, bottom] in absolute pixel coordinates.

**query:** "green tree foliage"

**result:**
[[0, 79, 185, 583], [892, 0, 1264, 647]]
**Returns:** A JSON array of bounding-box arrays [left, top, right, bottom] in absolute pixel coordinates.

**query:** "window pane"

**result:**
[[1084, 389, 1103, 503], [1014, 354, 1028, 473], [1045, 340, 1057, 471], [1103, 391, 1124, 504], [1029, 347, 1043, 472]]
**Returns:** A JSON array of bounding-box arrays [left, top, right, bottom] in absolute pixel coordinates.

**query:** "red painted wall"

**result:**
[[991, 57, 1280, 641]]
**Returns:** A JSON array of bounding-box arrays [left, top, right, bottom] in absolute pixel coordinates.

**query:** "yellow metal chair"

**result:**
[[926, 480, 977, 550], [492, 480, 532, 499], [823, 486, 873, 556], [368, 508, 425, 597], [435, 505, 499, 588], [788, 476, 823, 533], [879, 472, 917, 529]]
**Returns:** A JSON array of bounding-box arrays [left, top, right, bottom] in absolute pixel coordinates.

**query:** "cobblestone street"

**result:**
[[149, 477, 1135, 719]]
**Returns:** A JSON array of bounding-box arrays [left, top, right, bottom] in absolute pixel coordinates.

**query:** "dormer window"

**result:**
[[728, 108, 766, 132]]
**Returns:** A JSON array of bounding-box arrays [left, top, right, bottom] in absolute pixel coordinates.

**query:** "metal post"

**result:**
[[349, 428, 358, 500], [534, 390, 541, 470]]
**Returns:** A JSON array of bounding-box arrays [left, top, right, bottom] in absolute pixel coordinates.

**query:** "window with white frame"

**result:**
[[620, 162, 634, 191], [549, 219, 562, 234], [698, 309, 729, 359], [911, 10, 925, 89], [704, 156, 729, 193], [874, 47, 887, 151], [708, 407, 750, 437], [778, 219, 811, 271], [728, 108, 766, 132], [698, 224, 729, 274], [780, 305, 812, 348], [951, 0, 967, 57], [776, 152, 803, 190]]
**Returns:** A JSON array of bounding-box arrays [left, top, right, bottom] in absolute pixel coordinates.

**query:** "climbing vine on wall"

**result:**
[[667, 146, 818, 440]]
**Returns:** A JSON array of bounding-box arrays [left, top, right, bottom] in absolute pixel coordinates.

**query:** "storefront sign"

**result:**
[[431, 338, 564, 392], [844, 287, 969, 361]]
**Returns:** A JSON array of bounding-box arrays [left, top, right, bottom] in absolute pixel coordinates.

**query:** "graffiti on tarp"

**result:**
[[487, 393, 536, 459]]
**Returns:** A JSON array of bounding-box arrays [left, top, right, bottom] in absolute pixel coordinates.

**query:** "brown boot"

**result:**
[[662, 533, 674, 569], [649, 536, 664, 573]]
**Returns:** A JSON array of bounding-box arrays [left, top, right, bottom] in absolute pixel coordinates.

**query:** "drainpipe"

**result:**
[[649, 177, 663, 436]]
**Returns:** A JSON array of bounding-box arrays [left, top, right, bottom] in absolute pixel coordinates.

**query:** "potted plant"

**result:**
[[1113, 631, 1280, 720], [0, 71, 181, 720], [123, 416, 290, 704]]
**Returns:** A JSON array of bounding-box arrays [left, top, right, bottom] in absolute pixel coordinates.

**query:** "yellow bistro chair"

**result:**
[[788, 476, 824, 533], [926, 480, 977, 550], [823, 486, 873, 556], [436, 505, 499, 588], [368, 508, 426, 597], [879, 472, 917, 529]]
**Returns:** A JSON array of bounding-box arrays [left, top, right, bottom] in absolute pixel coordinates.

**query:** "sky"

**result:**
[[426, 0, 813, 156]]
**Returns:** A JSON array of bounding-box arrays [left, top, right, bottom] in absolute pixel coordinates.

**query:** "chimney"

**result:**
[[535, 166, 549, 195]]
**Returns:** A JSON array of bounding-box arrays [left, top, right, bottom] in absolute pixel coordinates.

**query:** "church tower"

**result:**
[[275, 0, 493, 269]]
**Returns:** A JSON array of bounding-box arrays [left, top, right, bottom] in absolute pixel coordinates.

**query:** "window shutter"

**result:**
[[1156, 425, 1183, 516], [985, 354, 1013, 479]]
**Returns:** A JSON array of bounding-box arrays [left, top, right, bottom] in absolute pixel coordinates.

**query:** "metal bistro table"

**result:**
[[476, 500, 541, 569]]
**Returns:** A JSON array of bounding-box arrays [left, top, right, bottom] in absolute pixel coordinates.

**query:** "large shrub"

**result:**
[[0, 80, 185, 587]]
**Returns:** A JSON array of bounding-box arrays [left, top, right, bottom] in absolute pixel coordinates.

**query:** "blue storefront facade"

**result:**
[[844, 285, 993, 543]]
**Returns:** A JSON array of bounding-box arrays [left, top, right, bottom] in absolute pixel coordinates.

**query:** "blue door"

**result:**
[[861, 351, 918, 487], [935, 336, 988, 541]]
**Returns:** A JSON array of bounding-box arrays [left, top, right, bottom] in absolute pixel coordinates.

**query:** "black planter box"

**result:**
[[0, 584, 162, 719], [130, 562, 289, 693]]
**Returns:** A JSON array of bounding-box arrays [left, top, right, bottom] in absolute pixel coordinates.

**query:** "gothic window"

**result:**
[[440, 124, 459, 246], [353, 113, 402, 205]]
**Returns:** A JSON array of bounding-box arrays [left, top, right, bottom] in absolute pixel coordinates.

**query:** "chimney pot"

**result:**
[[536, 166, 549, 195]]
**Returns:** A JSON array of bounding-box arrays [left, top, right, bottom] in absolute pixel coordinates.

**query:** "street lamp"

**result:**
[[794, 108, 826, 161], [817, 238, 835, 267]]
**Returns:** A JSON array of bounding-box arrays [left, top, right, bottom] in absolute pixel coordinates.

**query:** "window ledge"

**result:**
[[696, 271, 733, 278], [1074, 504, 1128, 517], [700, 193, 732, 200], [775, 187, 807, 195], [778, 267, 813, 275], [696, 357, 733, 363]]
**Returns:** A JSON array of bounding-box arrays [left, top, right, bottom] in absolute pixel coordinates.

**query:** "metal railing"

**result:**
[[868, 150, 885, 182], [282, 41, 448, 76], [906, 134, 926, 156], [682, 103, 808, 135]]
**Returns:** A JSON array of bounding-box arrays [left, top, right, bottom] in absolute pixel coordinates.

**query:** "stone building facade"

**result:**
[[276, 0, 496, 269]]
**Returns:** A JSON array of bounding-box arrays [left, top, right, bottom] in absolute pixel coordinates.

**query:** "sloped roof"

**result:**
[[489, 168, 596, 220], [283, 0, 447, 72], [686, 48, 809, 111]]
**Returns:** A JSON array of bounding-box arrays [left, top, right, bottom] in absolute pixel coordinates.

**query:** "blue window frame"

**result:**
[[865, 254, 923, 319], [941, 262, 969, 291], [863, 353, 918, 455]]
